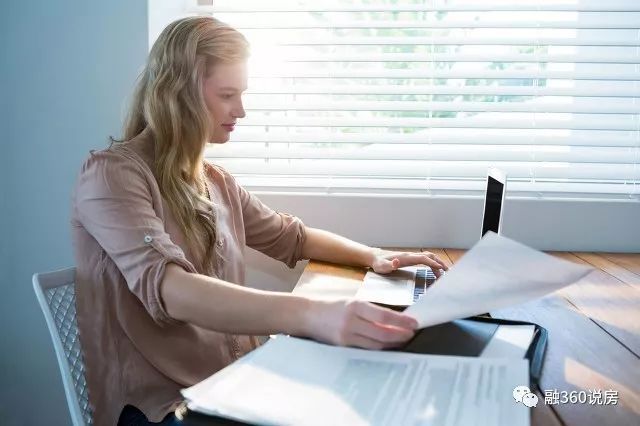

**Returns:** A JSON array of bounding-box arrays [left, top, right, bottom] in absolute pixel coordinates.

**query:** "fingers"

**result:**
[[374, 251, 449, 277], [423, 253, 448, 278], [346, 303, 417, 349], [391, 252, 448, 277], [350, 316, 414, 347], [412, 252, 448, 277], [347, 334, 387, 350], [316, 301, 418, 350], [353, 301, 418, 330], [424, 252, 449, 271], [348, 332, 409, 350]]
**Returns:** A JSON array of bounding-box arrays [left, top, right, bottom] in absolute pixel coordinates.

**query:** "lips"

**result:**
[[222, 123, 236, 132]]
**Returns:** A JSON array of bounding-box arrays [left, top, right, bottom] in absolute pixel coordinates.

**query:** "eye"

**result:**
[[220, 94, 233, 100]]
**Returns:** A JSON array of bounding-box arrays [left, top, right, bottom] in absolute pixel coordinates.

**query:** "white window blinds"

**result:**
[[191, 0, 640, 199]]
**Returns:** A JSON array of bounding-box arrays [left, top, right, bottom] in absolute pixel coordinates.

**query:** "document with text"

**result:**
[[405, 232, 594, 328], [182, 336, 530, 426]]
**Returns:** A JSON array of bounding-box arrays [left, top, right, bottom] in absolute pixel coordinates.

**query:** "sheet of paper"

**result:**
[[405, 232, 593, 328], [182, 336, 530, 426], [481, 325, 536, 358]]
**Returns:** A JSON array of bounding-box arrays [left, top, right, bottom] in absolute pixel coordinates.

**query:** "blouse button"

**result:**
[[143, 235, 153, 244], [217, 238, 223, 247]]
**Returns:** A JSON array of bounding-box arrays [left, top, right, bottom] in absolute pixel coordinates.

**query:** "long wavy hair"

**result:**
[[118, 16, 249, 272]]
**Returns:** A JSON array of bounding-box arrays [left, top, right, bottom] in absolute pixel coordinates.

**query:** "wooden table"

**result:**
[[292, 249, 640, 426]]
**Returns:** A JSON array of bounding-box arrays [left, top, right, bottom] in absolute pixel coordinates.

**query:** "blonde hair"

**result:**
[[119, 16, 249, 271]]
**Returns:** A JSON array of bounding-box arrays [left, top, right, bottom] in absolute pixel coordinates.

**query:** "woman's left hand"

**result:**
[[370, 249, 449, 277]]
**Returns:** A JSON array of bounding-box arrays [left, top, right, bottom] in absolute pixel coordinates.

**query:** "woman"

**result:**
[[71, 16, 448, 425]]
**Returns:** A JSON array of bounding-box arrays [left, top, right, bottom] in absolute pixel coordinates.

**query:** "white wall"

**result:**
[[0, 1, 148, 425], [251, 193, 640, 252]]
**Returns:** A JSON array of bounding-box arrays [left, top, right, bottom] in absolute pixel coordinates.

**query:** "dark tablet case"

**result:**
[[394, 315, 548, 385]]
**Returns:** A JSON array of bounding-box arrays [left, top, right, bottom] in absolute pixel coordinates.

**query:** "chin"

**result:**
[[209, 135, 230, 144]]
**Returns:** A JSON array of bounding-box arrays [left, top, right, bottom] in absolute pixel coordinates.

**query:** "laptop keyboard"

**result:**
[[413, 268, 436, 302]]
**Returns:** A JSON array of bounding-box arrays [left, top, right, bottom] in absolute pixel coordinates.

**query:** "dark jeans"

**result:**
[[117, 405, 180, 426]]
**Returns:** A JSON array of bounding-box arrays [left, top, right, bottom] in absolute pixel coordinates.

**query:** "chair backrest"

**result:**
[[33, 267, 93, 426]]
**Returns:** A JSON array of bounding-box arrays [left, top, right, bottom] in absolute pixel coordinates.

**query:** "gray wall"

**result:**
[[1, 6, 9, 275], [0, 1, 147, 425], [0, 8, 10, 422]]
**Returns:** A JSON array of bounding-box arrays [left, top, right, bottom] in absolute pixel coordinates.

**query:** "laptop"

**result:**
[[356, 168, 507, 307]]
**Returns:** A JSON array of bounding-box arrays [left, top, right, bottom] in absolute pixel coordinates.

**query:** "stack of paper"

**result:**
[[183, 336, 530, 426]]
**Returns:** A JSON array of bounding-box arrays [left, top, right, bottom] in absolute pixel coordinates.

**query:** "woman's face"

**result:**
[[202, 61, 248, 143]]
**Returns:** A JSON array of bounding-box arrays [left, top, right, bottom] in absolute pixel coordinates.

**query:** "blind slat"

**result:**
[[249, 69, 640, 81], [226, 131, 640, 147], [244, 101, 640, 114], [238, 116, 639, 131], [283, 52, 640, 64], [277, 36, 640, 47], [227, 16, 640, 30], [207, 144, 634, 163], [246, 85, 640, 98], [202, 0, 640, 13], [213, 159, 639, 181], [232, 175, 637, 198]]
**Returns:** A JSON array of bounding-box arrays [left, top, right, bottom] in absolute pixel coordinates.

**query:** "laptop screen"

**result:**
[[481, 176, 504, 236]]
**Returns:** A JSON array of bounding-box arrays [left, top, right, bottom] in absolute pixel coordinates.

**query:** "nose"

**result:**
[[233, 99, 246, 119]]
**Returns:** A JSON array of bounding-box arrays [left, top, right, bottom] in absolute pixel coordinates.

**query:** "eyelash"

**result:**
[[220, 94, 234, 99]]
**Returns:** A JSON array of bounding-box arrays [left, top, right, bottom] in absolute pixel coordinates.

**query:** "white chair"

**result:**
[[33, 267, 93, 425]]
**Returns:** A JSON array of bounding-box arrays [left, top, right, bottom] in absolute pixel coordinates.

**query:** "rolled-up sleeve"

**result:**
[[74, 150, 197, 326], [233, 179, 307, 268]]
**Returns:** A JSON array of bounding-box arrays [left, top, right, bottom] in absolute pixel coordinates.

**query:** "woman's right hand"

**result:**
[[301, 299, 419, 350]]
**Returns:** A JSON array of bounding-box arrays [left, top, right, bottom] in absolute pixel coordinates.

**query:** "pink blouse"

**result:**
[[71, 129, 307, 425]]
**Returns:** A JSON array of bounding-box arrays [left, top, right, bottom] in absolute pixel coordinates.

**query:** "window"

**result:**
[[183, 0, 639, 200]]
